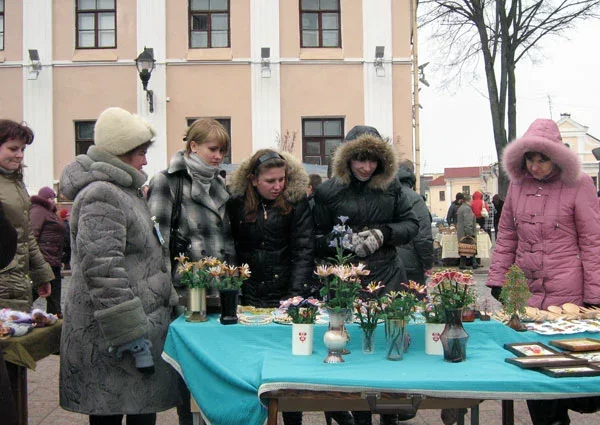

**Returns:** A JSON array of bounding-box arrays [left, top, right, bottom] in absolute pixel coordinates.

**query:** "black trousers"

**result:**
[[89, 413, 156, 425], [528, 397, 600, 425], [32, 265, 62, 315]]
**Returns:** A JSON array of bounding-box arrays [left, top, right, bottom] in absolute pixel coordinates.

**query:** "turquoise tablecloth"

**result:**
[[162, 316, 600, 425]]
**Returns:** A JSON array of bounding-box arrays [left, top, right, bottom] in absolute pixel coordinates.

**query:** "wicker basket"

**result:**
[[458, 236, 477, 257]]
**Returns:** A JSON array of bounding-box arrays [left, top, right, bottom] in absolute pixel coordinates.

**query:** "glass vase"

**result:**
[[323, 308, 348, 363], [361, 327, 376, 354], [385, 318, 405, 361], [440, 308, 469, 362], [185, 287, 208, 323], [219, 289, 239, 325]]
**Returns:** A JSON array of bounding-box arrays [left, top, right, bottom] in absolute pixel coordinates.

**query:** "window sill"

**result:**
[[72, 49, 118, 62], [299, 48, 343, 60], [186, 48, 232, 61]]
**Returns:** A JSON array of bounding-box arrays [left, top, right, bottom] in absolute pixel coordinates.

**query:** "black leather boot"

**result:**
[[459, 256, 467, 270], [527, 400, 570, 425], [325, 411, 354, 425], [380, 414, 398, 425], [472, 257, 479, 269], [282, 411, 303, 425], [351, 411, 372, 425]]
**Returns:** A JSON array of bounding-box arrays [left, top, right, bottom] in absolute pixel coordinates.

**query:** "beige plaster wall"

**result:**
[[1, 0, 23, 61], [165, 65, 252, 162], [0, 68, 23, 120], [54, 0, 137, 61], [279, 0, 363, 58], [392, 64, 413, 159], [53, 66, 137, 179], [280, 64, 364, 159], [428, 186, 447, 218], [392, 0, 412, 58]]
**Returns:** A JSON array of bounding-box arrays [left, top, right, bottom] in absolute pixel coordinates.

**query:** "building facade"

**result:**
[[427, 166, 497, 219], [0, 0, 418, 194]]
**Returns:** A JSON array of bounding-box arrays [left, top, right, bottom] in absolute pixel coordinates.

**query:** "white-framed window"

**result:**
[[189, 0, 230, 48], [300, 0, 341, 48], [76, 0, 116, 49], [302, 117, 344, 165]]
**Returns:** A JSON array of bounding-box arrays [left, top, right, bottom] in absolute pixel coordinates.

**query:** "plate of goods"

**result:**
[[237, 313, 273, 326], [270, 308, 329, 325], [525, 319, 591, 335], [237, 306, 276, 325]]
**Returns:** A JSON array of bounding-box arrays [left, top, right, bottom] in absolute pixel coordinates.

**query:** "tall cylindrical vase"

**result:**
[[292, 323, 314, 355], [186, 287, 208, 322], [425, 323, 445, 355], [361, 327, 376, 354], [219, 289, 239, 325], [385, 318, 406, 361], [440, 309, 469, 362], [323, 308, 348, 363]]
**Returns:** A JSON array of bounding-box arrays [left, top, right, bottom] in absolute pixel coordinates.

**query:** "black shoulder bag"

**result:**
[[169, 172, 191, 271]]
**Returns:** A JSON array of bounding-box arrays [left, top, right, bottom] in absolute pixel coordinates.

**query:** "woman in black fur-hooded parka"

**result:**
[[313, 129, 419, 294]]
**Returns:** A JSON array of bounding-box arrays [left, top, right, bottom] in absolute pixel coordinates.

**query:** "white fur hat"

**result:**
[[94, 107, 156, 156]]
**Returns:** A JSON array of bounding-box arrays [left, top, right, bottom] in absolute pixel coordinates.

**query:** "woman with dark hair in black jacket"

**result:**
[[227, 149, 315, 425], [228, 149, 314, 307]]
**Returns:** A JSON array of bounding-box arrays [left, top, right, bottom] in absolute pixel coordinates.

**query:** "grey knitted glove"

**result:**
[[354, 229, 384, 257]]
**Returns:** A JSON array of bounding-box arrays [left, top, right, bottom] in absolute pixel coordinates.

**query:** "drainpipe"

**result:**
[[410, 0, 421, 194]]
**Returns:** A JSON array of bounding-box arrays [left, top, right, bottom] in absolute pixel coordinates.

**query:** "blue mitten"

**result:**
[[110, 337, 155, 375]]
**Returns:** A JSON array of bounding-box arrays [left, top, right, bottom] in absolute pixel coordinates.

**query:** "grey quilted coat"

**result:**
[[58, 146, 180, 415]]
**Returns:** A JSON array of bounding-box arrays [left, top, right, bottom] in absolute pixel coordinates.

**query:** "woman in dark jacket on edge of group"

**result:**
[[30, 186, 66, 315], [313, 128, 419, 425], [227, 149, 314, 425], [396, 161, 433, 286]]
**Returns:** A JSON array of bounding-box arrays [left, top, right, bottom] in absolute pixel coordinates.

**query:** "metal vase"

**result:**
[[186, 287, 208, 322], [323, 308, 349, 363]]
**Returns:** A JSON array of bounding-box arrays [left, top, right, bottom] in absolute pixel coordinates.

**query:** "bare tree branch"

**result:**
[[418, 0, 600, 196]]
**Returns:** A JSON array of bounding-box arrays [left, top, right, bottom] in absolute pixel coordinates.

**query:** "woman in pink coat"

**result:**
[[487, 118, 600, 425]]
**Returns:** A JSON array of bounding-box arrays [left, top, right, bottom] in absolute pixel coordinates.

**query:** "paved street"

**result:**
[[27, 266, 598, 425]]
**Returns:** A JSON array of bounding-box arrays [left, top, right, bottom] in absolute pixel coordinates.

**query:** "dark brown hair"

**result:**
[[243, 149, 291, 221], [0, 119, 35, 146]]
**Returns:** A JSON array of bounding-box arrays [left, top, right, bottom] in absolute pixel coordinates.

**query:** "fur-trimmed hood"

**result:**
[[502, 119, 581, 186], [229, 150, 309, 203], [332, 134, 399, 190], [60, 146, 148, 201], [30, 195, 57, 212]]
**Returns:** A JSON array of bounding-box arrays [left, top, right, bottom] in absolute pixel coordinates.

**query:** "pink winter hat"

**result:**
[[502, 119, 581, 185], [38, 186, 57, 199]]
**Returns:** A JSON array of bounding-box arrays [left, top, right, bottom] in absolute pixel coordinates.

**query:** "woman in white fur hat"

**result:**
[[59, 107, 180, 425]]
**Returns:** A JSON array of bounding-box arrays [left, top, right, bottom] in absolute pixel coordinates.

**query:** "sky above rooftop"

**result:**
[[418, 18, 600, 174]]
